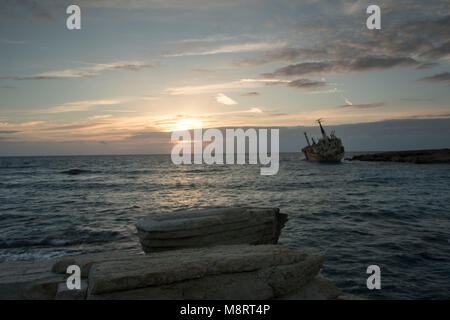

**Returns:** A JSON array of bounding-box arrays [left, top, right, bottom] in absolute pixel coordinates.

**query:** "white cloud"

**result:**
[[215, 93, 237, 106], [41, 99, 122, 113], [0, 38, 25, 45], [165, 41, 287, 57], [175, 34, 238, 43], [248, 107, 263, 113], [165, 78, 289, 95], [3, 61, 153, 80]]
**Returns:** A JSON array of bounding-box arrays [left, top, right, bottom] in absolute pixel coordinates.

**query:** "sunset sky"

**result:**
[[0, 0, 449, 155]]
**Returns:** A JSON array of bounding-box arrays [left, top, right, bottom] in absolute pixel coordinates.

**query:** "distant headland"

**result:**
[[347, 149, 450, 164]]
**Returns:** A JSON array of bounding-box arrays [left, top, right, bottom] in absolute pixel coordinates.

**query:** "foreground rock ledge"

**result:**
[[88, 245, 325, 299], [0, 245, 344, 300], [136, 207, 288, 253]]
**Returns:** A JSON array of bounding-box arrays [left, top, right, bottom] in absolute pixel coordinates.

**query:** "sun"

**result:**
[[174, 119, 203, 131]]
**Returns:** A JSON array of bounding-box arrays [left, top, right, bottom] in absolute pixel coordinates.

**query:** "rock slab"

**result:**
[[136, 207, 287, 253], [87, 244, 323, 300]]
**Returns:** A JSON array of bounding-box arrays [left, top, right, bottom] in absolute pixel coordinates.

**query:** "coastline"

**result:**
[[347, 148, 450, 164]]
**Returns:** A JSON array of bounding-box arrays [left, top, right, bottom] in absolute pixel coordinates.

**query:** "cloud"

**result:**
[[241, 92, 260, 96], [333, 102, 386, 110], [263, 56, 419, 78], [165, 42, 286, 57], [0, 38, 25, 45], [1, 0, 56, 21], [0, 130, 20, 134], [417, 72, 450, 84], [80, 0, 246, 10], [349, 56, 418, 71], [141, 94, 159, 101], [251, 12, 449, 82], [215, 93, 237, 105], [265, 77, 329, 90], [400, 98, 436, 103], [41, 99, 122, 113], [191, 68, 216, 74], [1, 0, 246, 23], [415, 62, 439, 70], [176, 34, 238, 43], [0, 61, 154, 80], [402, 15, 450, 39], [233, 47, 328, 66], [419, 41, 450, 59], [263, 61, 331, 78], [40, 122, 111, 132], [248, 107, 262, 113], [165, 78, 288, 95], [287, 78, 328, 90]]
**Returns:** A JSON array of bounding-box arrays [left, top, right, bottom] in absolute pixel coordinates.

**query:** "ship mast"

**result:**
[[317, 119, 327, 139], [303, 132, 311, 146]]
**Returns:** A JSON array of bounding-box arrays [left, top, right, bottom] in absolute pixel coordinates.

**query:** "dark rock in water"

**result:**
[[349, 149, 450, 164], [136, 207, 288, 253], [60, 169, 90, 175]]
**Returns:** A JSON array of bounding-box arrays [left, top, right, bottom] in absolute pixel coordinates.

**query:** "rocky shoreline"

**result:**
[[0, 207, 358, 300], [347, 148, 450, 164]]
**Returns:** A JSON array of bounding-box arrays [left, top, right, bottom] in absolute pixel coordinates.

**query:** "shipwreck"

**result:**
[[302, 119, 345, 163]]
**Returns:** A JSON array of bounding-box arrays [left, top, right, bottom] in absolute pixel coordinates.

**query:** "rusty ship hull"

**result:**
[[302, 146, 344, 162], [302, 146, 345, 162]]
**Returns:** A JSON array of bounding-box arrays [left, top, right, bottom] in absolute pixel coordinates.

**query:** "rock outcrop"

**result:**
[[136, 207, 287, 253], [87, 245, 324, 299], [0, 207, 354, 300], [0, 245, 343, 300], [0, 259, 66, 299], [348, 149, 450, 164]]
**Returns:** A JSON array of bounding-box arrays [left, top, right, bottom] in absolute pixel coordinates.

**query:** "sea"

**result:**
[[0, 153, 449, 300]]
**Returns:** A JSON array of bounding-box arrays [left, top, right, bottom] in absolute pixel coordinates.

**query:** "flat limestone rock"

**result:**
[[51, 258, 77, 274], [51, 250, 142, 278], [89, 271, 275, 300], [88, 244, 323, 299], [0, 250, 142, 299], [55, 280, 88, 300], [0, 261, 66, 300], [0, 246, 345, 300], [136, 207, 287, 252]]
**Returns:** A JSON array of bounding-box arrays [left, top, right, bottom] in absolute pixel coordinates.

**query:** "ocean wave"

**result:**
[[0, 251, 67, 262], [0, 230, 122, 249], [60, 169, 95, 175], [0, 165, 35, 169]]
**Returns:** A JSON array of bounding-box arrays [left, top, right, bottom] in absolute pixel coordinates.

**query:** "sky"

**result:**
[[0, 0, 449, 155]]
